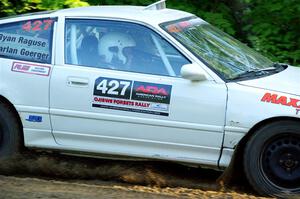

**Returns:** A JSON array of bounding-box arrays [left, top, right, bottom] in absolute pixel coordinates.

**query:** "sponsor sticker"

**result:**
[[261, 92, 300, 115], [150, 103, 168, 111], [261, 93, 300, 108], [93, 77, 172, 116], [132, 81, 172, 104], [167, 25, 182, 33], [26, 115, 42, 122], [11, 62, 50, 76]]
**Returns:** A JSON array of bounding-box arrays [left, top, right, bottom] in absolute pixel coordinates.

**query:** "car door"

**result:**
[[50, 18, 227, 165], [0, 16, 56, 147]]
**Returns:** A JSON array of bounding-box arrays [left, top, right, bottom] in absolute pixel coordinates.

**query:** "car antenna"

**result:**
[[144, 0, 166, 10]]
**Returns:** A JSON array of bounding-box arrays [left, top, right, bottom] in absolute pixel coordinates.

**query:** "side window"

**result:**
[[0, 18, 55, 64], [65, 19, 190, 77]]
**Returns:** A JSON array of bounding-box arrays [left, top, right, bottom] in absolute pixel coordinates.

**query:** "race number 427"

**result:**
[[94, 77, 132, 99], [22, 19, 54, 32], [97, 79, 130, 95]]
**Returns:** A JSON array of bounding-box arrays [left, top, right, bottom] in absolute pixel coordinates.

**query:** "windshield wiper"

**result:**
[[230, 63, 286, 81], [230, 70, 269, 80], [272, 62, 287, 71]]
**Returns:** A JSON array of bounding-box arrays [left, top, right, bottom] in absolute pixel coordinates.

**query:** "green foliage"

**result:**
[[0, 0, 89, 17], [0, 0, 15, 16], [243, 0, 300, 65], [31, 0, 89, 10], [0, 0, 299, 66]]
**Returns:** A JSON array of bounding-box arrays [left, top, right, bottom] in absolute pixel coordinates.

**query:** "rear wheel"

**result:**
[[244, 121, 300, 197], [0, 102, 22, 158]]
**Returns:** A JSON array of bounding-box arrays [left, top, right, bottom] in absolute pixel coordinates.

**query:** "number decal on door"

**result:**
[[93, 77, 172, 116], [94, 77, 132, 99]]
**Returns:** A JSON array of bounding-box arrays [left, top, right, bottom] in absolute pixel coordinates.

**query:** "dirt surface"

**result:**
[[0, 153, 273, 199], [0, 175, 270, 199]]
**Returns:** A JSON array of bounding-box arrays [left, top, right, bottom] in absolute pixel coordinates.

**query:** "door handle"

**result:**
[[67, 77, 89, 87]]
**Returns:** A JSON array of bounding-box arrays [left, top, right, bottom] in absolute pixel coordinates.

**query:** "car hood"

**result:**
[[237, 65, 300, 96]]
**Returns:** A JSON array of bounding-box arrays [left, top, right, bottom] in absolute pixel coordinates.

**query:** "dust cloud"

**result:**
[[0, 152, 218, 187], [0, 152, 255, 196]]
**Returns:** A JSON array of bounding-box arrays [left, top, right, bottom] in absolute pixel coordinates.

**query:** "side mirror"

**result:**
[[181, 64, 207, 81]]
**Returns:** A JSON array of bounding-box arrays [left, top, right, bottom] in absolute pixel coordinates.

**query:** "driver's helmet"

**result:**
[[99, 32, 136, 66]]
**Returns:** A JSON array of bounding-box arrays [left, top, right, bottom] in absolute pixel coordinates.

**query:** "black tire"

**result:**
[[244, 121, 300, 197], [0, 102, 22, 158]]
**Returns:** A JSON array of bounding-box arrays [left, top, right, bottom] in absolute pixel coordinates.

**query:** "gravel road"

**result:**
[[0, 153, 273, 199]]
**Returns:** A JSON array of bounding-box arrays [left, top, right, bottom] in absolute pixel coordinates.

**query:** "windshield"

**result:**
[[161, 17, 274, 80]]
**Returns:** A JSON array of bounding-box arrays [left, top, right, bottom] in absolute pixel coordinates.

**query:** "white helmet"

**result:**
[[99, 32, 136, 65]]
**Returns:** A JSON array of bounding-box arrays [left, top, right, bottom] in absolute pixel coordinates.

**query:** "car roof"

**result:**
[[55, 6, 193, 24], [0, 6, 193, 26]]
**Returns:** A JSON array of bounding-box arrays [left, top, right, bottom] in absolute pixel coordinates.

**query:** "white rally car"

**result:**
[[0, 1, 299, 197]]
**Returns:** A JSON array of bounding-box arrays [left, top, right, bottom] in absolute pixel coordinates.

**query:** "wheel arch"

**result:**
[[0, 95, 24, 146], [236, 116, 300, 157], [220, 116, 300, 184]]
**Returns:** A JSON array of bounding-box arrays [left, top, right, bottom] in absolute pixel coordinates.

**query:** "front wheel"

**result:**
[[244, 121, 300, 197]]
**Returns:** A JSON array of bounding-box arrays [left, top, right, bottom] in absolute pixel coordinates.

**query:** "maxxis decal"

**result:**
[[93, 77, 172, 116], [261, 92, 300, 115]]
